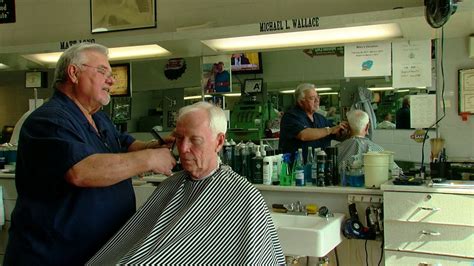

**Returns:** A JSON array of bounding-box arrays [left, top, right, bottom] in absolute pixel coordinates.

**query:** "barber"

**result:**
[[279, 83, 348, 161], [4, 42, 176, 265]]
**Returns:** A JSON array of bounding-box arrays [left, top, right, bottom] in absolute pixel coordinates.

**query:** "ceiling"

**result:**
[[2, 0, 474, 71]]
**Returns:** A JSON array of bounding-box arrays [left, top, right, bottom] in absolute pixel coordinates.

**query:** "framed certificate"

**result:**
[[90, 0, 156, 33], [25, 71, 48, 88], [458, 68, 474, 114], [110, 64, 131, 97]]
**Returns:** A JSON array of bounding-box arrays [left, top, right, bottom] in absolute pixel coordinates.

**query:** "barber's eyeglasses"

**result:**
[[80, 64, 114, 80]]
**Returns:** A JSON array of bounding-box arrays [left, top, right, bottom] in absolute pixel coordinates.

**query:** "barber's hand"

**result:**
[[331, 121, 349, 135], [146, 135, 176, 150], [148, 148, 176, 176]]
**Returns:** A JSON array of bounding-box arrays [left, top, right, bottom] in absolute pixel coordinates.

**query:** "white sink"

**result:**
[[271, 212, 345, 257]]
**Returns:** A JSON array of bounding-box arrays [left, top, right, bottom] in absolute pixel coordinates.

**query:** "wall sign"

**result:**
[[259, 16, 319, 33], [344, 42, 391, 78], [0, 0, 16, 24]]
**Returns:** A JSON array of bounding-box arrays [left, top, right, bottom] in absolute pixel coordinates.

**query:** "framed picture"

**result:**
[[25, 71, 48, 88], [458, 68, 474, 114], [90, 0, 156, 33], [110, 64, 131, 97], [243, 78, 263, 94], [111, 97, 132, 122]]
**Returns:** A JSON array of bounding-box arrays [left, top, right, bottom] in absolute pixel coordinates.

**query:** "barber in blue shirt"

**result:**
[[4, 43, 176, 265], [279, 83, 348, 162]]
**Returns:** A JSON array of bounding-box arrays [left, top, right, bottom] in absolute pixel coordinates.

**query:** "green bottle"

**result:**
[[279, 153, 292, 186]]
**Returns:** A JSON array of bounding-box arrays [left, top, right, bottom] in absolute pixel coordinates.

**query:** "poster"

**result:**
[[344, 42, 391, 77], [392, 40, 432, 88], [202, 55, 232, 93], [410, 94, 436, 129]]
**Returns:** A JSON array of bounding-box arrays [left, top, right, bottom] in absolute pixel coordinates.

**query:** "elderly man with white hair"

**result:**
[[336, 109, 387, 172], [88, 101, 285, 265]]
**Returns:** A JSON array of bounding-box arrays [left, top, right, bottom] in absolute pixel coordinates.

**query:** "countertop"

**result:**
[[141, 173, 383, 195], [381, 180, 474, 195], [0, 172, 15, 179]]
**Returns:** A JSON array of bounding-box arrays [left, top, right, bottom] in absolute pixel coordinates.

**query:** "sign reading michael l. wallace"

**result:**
[[0, 0, 15, 24]]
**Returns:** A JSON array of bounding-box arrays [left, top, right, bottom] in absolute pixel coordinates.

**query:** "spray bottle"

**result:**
[[251, 145, 263, 184]]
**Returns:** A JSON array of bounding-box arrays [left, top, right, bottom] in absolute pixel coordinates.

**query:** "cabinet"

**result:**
[[383, 189, 474, 265]]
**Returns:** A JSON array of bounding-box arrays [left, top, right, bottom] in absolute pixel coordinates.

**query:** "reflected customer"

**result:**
[[5, 43, 176, 265], [279, 83, 348, 161], [88, 101, 285, 265], [336, 109, 388, 170], [377, 112, 396, 129], [396, 96, 410, 129]]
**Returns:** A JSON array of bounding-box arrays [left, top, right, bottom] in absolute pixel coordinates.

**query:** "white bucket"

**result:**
[[363, 152, 390, 188]]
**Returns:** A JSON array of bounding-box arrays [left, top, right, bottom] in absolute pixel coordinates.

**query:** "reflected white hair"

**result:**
[[347, 109, 369, 133], [178, 101, 227, 136], [294, 83, 316, 102]]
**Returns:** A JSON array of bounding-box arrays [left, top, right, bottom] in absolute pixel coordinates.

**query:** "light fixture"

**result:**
[[222, 93, 241, 97], [22, 44, 171, 65], [202, 23, 402, 52], [319, 92, 339, 95], [184, 95, 212, 100], [368, 87, 394, 91], [279, 87, 332, 94], [0, 63, 9, 70], [396, 89, 410, 93]]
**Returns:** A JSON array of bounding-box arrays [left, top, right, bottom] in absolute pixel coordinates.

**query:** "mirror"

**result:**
[[183, 47, 430, 130]]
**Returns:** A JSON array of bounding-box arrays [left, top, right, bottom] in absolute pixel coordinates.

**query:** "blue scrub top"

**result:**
[[5, 91, 136, 265], [279, 105, 334, 162]]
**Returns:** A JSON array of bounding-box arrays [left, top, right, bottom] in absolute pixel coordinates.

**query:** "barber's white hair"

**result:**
[[294, 83, 316, 102], [178, 101, 227, 136], [347, 109, 369, 133], [53, 42, 109, 89]]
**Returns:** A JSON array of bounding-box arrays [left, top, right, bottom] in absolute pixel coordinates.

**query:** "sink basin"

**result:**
[[271, 212, 345, 257]]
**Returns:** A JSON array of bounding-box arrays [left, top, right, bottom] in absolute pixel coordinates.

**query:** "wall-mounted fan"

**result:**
[[425, 0, 460, 28]]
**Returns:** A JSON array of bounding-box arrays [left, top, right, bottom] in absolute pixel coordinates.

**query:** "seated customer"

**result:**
[[88, 101, 285, 265], [337, 109, 386, 170], [377, 112, 396, 129]]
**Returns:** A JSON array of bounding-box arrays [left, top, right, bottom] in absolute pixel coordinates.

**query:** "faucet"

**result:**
[[284, 201, 307, 216]]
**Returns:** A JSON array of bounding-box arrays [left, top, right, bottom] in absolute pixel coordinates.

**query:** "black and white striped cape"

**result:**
[[88, 166, 285, 265]]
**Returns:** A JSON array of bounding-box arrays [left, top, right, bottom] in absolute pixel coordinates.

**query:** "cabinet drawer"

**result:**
[[385, 221, 474, 258], [384, 192, 474, 226], [385, 250, 474, 266]]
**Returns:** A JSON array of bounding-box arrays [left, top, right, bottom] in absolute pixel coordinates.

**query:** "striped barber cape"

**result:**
[[88, 166, 285, 265]]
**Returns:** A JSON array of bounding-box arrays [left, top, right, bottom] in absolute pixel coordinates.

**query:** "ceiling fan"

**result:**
[[425, 0, 461, 28]]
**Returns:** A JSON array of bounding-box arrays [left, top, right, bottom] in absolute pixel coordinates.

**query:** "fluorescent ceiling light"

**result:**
[[202, 23, 401, 52], [22, 44, 171, 65], [279, 87, 332, 94], [396, 89, 410, 93], [319, 92, 338, 95], [184, 95, 212, 100], [368, 87, 394, 91], [223, 93, 241, 97], [0, 63, 9, 69]]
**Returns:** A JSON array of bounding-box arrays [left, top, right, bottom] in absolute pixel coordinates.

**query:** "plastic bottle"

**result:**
[[262, 147, 272, 185], [272, 153, 281, 185], [251, 145, 263, 184], [294, 148, 305, 186], [304, 146, 314, 185], [348, 155, 364, 187], [279, 153, 292, 186], [316, 149, 327, 187]]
